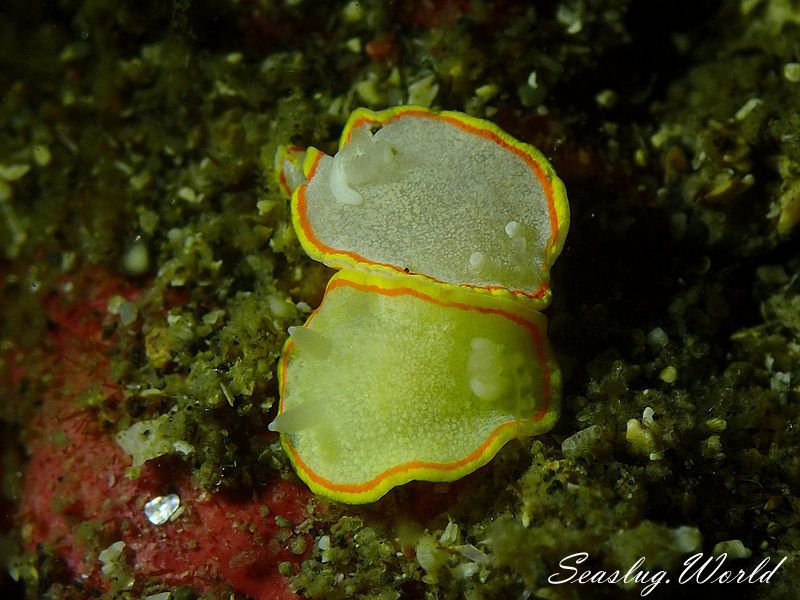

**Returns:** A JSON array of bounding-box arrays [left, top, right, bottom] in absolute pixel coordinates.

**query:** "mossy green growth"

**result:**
[[652, 0, 800, 244], [291, 516, 415, 600]]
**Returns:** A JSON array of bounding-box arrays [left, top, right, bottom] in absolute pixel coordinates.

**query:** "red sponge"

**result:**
[[17, 269, 310, 599]]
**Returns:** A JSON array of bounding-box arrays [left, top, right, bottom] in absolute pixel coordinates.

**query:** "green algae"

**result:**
[[1, 0, 799, 599], [651, 0, 800, 246]]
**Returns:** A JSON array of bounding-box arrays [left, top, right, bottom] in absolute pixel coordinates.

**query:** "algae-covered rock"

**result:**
[[2, 1, 800, 599]]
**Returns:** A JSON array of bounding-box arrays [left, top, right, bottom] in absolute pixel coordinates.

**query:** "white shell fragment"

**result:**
[[144, 493, 181, 525]]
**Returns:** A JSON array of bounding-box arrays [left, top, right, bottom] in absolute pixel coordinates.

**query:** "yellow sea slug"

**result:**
[[271, 106, 568, 503], [270, 269, 560, 504], [293, 106, 569, 306]]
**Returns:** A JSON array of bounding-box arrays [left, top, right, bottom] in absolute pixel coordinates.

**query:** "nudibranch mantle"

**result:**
[[293, 106, 569, 306], [272, 269, 560, 504]]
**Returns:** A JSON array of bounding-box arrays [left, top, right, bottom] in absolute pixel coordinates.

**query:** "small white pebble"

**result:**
[[345, 37, 361, 53], [139, 210, 158, 234], [61, 251, 76, 272], [646, 327, 669, 348], [177, 186, 198, 203], [556, 3, 583, 34], [0, 179, 11, 202], [626, 419, 657, 455], [770, 371, 791, 392], [561, 425, 601, 456], [171, 440, 194, 455], [225, 52, 243, 65], [202, 308, 225, 326], [342, 0, 364, 22], [0, 163, 31, 181], [705, 417, 727, 432], [475, 83, 499, 100], [144, 494, 181, 525], [118, 301, 138, 326], [452, 562, 479, 579], [33, 145, 52, 167], [454, 543, 491, 565], [735, 97, 762, 121], [671, 526, 702, 553], [130, 171, 152, 191], [220, 381, 235, 406], [659, 365, 677, 383], [712, 539, 752, 559], [439, 521, 460, 545], [122, 241, 150, 276], [756, 265, 789, 285], [595, 89, 617, 108], [257, 199, 277, 215], [268, 295, 295, 318], [98, 541, 126, 571], [407, 74, 439, 108], [784, 62, 800, 83]]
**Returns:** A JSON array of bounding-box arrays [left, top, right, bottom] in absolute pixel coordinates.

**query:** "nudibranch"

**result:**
[[271, 106, 569, 504], [292, 106, 569, 305], [270, 269, 560, 504]]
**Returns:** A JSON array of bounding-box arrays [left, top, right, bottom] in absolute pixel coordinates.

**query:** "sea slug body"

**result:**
[[293, 106, 569, 305], [272, 106, 569, 503], [272, 269, 560, 504]]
